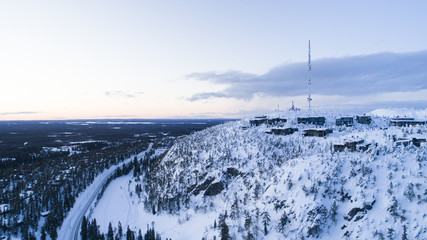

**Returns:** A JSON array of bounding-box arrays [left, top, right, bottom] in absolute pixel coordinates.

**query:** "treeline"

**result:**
[[81, 217, 165, 240]]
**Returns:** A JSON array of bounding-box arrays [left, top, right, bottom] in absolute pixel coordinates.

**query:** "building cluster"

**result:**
[[336, 117, 353, 126], [249, 116, 287, 127], [395, 137, 426, 147], [249, 113, 427, 132], [248, 113, 427, 152], [302, 128, 333, 137], [250, 115, 375, 131], [356, 115, 372, 124], [390, 117, 427, 127], [267, 128, 298, 135], [334, 139, 371, 152], [297, 117, 325, 125]]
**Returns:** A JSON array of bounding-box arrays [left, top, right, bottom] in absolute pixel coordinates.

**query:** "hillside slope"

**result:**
[[96, 110, 427, 239]]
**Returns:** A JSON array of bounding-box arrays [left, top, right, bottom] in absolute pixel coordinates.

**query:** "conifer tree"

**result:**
[[330, 200, 338, 223], [277, 211, 288, 233], [50, 226, 58, 240], [244, 213, 252, 231], [402, 224, 408, 240], [246, 231, 255, 240], [107, 222, 114, 240], [230, 196, 239, 220], [387, 228, 395, 240], [261, 211, 271, 235], [126, 225, 133, 240], [133, 156, 140, 177], [118, 221, 123, 239], [218, 214, 230, 240], [81, 216, 88, 240], [220, 222, 230, 240], [137, 229, 143, 240], [41, 226, 47, 240]]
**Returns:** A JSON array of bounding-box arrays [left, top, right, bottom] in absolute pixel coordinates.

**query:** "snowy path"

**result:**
[[58, 145, 151, 240]]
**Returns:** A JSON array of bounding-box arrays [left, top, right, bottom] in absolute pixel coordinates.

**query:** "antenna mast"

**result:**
[[307, 40, 312, 110]]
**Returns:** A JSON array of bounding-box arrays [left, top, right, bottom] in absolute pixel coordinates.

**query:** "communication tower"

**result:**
[[307, 40, 312, 110]]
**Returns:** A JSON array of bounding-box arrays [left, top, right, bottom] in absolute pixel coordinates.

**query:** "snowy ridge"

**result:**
[[94, 109, 427, 239], [370, 108, 427, 119]]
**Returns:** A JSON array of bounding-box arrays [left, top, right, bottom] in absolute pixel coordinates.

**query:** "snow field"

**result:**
[[93, 110, 426, 239], [58, 146, 152, 240], [91, 172, 219, 240]]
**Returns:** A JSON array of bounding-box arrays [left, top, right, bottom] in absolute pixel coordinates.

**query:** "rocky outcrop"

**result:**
[[204, 182, 224, 196], [344, 200, 376, 222]]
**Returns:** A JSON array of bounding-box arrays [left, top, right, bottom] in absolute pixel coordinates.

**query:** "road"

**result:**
[[59, 146, 151, 240], [71, 173, 110, 240]]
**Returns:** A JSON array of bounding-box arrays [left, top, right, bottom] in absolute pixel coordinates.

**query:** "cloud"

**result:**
[[105, 91, 144, 98], [186, 71, 257, 84], [187, 50, 427, 101], [0, 111, 39, 116], [187, 92, 228, 101], [318, 99, 427, 114]]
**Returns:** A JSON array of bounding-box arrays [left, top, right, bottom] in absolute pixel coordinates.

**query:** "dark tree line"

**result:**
[[81, 217, 166, 240]]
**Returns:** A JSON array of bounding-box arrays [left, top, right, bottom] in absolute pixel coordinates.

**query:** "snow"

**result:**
[[0, 203, 10, 212], [58, 145, 153, 240], [370, 107, 427, 119], [40, 211, 50, 217], [90, 108, 426, 239], [91, 173, 218, 240]]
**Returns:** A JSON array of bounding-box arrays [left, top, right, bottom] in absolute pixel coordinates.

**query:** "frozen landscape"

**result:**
[[2, 1, 427, 239], [80, 108, 426, 240], [0, 120, 229, 239]]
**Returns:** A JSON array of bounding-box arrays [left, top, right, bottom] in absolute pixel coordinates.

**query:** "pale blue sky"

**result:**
[[1, 1, 426, 119]]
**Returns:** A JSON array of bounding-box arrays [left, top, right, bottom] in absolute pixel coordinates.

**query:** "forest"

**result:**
[[0, 119, 229, 239]]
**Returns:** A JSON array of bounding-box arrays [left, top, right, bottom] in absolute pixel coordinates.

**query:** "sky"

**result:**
[[1, 1, 427, 120]]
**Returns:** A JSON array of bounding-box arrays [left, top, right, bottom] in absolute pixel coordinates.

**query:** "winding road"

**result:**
[[71, 173, 111, 240], [59, 146, 151, 240]]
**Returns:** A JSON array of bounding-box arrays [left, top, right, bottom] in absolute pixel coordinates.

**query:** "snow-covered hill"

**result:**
[[93, 109, 427, 239], [370, 108, 427, 119]]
